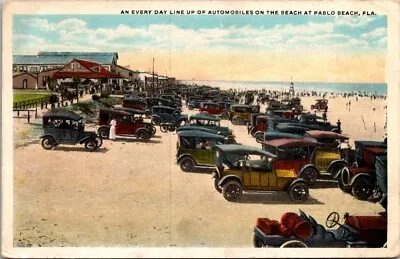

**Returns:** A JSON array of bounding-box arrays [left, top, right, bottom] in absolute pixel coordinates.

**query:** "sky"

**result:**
[[13, 14, 387, 82]]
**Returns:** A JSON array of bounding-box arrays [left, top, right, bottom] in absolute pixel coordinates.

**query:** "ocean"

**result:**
[[180, 80, 387, 95]]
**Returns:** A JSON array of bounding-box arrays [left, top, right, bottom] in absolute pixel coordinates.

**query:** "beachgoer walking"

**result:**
[[109, 117, 117, 140], [348, 100, 351, 111], [337, 119, 342, 133]]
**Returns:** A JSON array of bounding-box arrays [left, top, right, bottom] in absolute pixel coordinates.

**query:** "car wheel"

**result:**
[[222, 180, 243, 202], [253, 235, 265, 248], [179, 157, 195, 172], [85, 139, 98, 152], [232, 116, 243, 125], [41, 136, 55, 150], [160, 125, 169, 133], [289, 182, 309, 203], [214, 177, 222, 193], [221, 111, 229, 120], [301, 167, 318, 185], [338, 179, 351, 193], [280, 240, 308, 248], [329, 162, 346, 178], [95, 136, 103, 148], [351, 177, 374, 200], [137, 130, 151, 141], [188, 105, 194, 110], [151, 117, 162, 126], [98, 128, 110, 139]]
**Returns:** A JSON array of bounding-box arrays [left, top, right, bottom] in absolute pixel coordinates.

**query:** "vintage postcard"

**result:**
[[2, 0, 399, 258]]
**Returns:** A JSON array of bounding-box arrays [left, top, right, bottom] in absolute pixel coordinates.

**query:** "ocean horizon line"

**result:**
[[178, 79, 386, 85]]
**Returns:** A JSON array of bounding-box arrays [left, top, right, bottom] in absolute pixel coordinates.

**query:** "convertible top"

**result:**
[[188, 114, 220, 121], [215, 144, 276, 158], [262, 138, 318, 148], [113, 106, 146, 114], [43, 110, 83, 121], [177, 130, 226, 140], [306, 130, 349, 140], [99, 108, 132, 116]]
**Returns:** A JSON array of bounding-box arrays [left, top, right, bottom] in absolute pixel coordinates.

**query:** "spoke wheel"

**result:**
[[289, 182, 309, 203], [222, 180, 243, 202], [95, 137, 103, 148], [41, 136, 55, 150], [85, 139, 98, 152], [232, 116, 243, 125], [160, 125, 169, 133], [301, 168, 318, 185], [137, 131, 150, 141], [98, 128, 110, 139], [351, 178, 374, 200], [151, 117, 162, 125], [338, 179, 351, 193], [179, 157, 195, 172]]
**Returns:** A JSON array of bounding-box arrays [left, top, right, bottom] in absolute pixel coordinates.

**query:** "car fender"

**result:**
[[349, 173, 374, 186], [40, 134, 55, 140], [328, 160, 350, 179], [79, 136, 95, 144], [151, 115, 162, 121], [218, 175, 243, 188], [288, 178, 307, 190], [298, 164, 320, 178], [98, 125, 110, 131], [177, 154, 197, 165]]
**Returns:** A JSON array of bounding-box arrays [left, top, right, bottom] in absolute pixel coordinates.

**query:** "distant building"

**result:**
[[13, 52, 119, 75], [13, 73, 38, 89]]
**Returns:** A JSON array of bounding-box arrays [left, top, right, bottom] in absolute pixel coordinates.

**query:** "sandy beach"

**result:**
[[12, 94, 386, 247]]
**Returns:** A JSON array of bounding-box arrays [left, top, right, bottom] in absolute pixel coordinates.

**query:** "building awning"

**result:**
[[52, 71, 123, 79]]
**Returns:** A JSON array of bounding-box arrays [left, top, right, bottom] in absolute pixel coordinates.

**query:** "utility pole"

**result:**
[[152, 58, 155, 97]]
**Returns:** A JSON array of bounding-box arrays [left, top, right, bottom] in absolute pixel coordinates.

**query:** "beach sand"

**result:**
[[12, 95, 386, 247]]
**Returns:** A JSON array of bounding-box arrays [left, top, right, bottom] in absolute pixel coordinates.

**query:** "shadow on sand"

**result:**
[[310, 180, 338, 189], [109, 137, 161, 144], [51, 146, 109, 153], [237, 192, 324, 205], [183, 167, 214, 174]]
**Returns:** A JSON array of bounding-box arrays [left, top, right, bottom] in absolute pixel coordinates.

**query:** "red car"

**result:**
[[97, 108, 153, 141], [199, 102, 225, 115]]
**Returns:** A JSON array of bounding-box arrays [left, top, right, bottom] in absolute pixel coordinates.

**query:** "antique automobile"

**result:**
[[339, 145, 387, 201], [229, 104, 260, 125], [212, 144, 310, 202], [335, 140, 387, 194], [262, 137, 351, 185], [150, 106, 187, 126], [267, 99, 285, 110], [199, 102, 226, 115], [113, 106, 156, 135], [281, 97, 303, 112], [278, 113, 340, 133], [176, 130, 236, 172], [179, 114, 233, 137], [41, 111, 101, 152], [248, 113, 268, 136], [311, 99, 328, 111], [187, 97, 203, 110], [122, 97, 147, 110], [253, 210, 387, 248], [97, 108, 153, 141], [146, 97, 177, 109]]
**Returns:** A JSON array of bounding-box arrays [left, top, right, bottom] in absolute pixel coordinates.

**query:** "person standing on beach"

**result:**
[[337, 119, 342, 133], [348, 100, 351, 111], [109, 117, 117, 140]]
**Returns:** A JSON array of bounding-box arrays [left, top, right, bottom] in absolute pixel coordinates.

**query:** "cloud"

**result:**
[[334, 16, 376, 28], [14, 17, 386, 56], [360, 27, 386, 38]]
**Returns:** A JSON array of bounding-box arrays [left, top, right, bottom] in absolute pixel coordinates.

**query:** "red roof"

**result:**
[[262, 138, 317, 148], [52, 58, 123, 79]]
